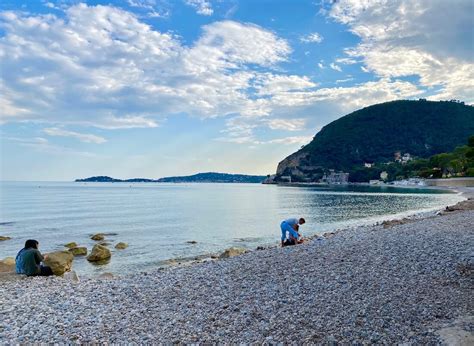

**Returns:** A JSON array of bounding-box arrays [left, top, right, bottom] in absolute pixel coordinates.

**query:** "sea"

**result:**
[[0, 181, 464, 276]]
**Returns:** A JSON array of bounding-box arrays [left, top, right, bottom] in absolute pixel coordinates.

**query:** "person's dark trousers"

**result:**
[[282, 239, 296, 247], [40, 265, 53, 276]]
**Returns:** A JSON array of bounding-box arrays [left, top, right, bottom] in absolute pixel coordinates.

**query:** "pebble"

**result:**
[[0, 210, 472, 343]]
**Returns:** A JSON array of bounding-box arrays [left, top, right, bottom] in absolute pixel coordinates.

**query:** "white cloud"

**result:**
[[266, 118, 306, 131], [335, 57, 357, 65], [300, 32, 323, 43], [127, 0, 170, 18], [269, 78, 423, 111], [185, 0, 214, 16], [255, 74, 317, 96], [335, 78, 354, 84], [5, 136, 97, 157], [0, 5, 291, 128], [3, 1, 468, 150], [329, 63, 342, 72], [267, 135, 314, 145], [88, 115, 160, 130], [328, 0, 474, 103], [44, 2, 59, 10], [128, 0, 156, 9], [43, 127, 107, 144]]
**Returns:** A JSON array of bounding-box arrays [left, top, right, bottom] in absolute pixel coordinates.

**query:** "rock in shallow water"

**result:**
[[90, 233, 105, 241], [0, 235, 11, 241], [68, 247, 88, 256], [87, 244, 111, 262], [64, 242, 78, 249], [43, 251, 74, 276], [115, 242, 128, 250]]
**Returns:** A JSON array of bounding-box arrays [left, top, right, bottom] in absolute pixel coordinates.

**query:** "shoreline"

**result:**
[[1, 190, 473, 343], [141, 187, 469, 272], [0, 186, 469, 280]]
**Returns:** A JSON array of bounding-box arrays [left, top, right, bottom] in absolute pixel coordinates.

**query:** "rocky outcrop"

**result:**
[[68, 247, 88, 256], [44, 251, 74, 276], [87, 244, 111, 262], [0, 236, 11, 241], [276, 151, 308, 176], [91, 233, 105, 241], [0, 257, 15, 272], [219, 247, 247, 259], [114, 242, 128, 250], [64, 242, 78, 249]]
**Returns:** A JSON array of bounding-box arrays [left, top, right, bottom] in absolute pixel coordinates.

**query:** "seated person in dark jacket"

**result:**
[[15, 239, 53, 276]]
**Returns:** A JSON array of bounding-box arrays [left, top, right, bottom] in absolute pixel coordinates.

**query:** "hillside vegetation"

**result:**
[[276, 100, 474, 182], [349, 136, 474, 182]]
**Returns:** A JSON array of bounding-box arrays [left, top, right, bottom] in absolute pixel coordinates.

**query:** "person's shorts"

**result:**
[[282, 239, 296, 247], [40, 265, 53, 276]]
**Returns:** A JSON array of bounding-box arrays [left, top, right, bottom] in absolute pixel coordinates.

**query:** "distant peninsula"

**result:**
[[75, 172, 267, 184]]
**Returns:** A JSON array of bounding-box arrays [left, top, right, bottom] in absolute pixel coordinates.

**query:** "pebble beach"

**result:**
[[0, 197, 473, 343]]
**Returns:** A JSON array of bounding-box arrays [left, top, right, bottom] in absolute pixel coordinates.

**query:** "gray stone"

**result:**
[[87, 244, 111, 262]]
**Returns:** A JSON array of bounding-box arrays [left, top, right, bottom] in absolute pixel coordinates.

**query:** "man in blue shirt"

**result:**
[[281, 217, 305, 247]]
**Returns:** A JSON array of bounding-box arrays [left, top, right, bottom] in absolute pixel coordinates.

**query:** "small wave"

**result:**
[[233, 237, 263, 242], [0, 221, 15, 226]]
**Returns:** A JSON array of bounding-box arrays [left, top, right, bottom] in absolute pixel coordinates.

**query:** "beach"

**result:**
[[1, 192, 473, 343]]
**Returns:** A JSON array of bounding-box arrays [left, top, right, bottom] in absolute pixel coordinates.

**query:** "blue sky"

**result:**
[[1, 0, 473, 181]]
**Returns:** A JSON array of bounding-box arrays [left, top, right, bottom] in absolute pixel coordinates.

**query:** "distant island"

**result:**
[[75, 172, 267, 183]]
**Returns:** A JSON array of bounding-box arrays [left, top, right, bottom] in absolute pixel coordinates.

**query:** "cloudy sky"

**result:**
[[1, 0, 472, 181]]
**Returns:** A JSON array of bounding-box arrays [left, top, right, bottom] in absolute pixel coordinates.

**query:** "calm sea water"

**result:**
[[0, 181, 463, 276]]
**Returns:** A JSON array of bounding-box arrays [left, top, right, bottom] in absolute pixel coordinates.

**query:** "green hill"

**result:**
[[276, 100, 474, 182]]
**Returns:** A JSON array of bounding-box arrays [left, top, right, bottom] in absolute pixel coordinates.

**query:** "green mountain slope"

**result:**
[[276, 100, 474, 182]]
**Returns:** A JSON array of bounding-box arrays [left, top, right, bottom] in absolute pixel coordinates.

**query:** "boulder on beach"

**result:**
[[87, 244, 111, 262], [64, 242, 78, 249], [0, 257, 15, 273], [68, 246, 88, 256], [91, 233, 105, 241], [219, 247, 247, 259], [0, 236, 11, 241], [115, 242, 128, 250], [43, 251, 74, 276]]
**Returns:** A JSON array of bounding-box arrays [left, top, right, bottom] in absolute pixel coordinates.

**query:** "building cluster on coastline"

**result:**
[[320, 170, 349, 184], [394, 151, 413, 164]]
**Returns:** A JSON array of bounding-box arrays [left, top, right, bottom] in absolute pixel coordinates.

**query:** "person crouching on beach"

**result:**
[[15, 239, 53, 276], [280, 217, 305, 247]]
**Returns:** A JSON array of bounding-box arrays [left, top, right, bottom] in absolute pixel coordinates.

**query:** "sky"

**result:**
[[0, 0, 473, 181]]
